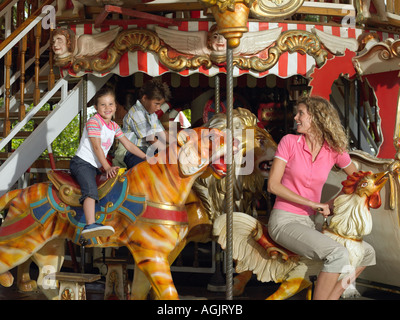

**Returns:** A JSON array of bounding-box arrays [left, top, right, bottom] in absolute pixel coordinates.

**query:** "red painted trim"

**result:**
[[141, 205, 188, 223]]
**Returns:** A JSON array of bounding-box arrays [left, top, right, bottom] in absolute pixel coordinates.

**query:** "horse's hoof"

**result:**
[[0, 271, 14, 287]]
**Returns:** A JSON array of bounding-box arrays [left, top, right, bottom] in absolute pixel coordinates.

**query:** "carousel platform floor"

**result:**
[[0, 267, 399, 301]]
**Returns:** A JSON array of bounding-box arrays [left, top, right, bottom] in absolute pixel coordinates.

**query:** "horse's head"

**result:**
[[177, 127, 229, 179], [341, 170, 389, 209], [248, 125, 277, 178], [202, 108, 277, 179]]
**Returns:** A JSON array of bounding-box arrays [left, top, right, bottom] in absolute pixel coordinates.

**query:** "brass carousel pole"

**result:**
[[202, 0, 252, 300], [215, 75, 220, 113], [207, 74, 226, 293], [225, 46, 234, 300]]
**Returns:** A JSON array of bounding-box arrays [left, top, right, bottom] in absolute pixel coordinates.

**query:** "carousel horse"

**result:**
[[0, 127, 228, 300], [130, 108, 278, 299], [213, 170, 389, 300]]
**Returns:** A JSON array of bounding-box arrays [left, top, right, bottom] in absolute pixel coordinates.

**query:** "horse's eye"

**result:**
[[361, 182, 368, 188]]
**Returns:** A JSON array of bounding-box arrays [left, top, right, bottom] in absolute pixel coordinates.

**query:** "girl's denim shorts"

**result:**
[[70, 156, 102, 204]]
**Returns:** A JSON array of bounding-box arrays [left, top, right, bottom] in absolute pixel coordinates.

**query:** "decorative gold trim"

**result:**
[[200, 0, 255, 13], [69, 28, 327, 75], [234, 29, 328, 71], [251, 0, 305, 19], [138, 217, 189, 226], [352, 38, 400, 76], [72, 29, 162, 73]]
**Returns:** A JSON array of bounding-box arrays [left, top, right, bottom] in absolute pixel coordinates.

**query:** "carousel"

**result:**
[[0, 0, 400, 301]]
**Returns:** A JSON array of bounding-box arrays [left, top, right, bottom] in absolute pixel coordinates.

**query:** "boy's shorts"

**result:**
[[70, 156, 101, 204]]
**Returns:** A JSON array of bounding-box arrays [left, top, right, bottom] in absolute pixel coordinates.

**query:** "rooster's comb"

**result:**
[[341, 170, 373, 194]]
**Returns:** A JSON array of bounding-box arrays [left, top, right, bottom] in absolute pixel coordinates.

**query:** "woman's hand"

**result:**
[[314, 203, 331, 217]]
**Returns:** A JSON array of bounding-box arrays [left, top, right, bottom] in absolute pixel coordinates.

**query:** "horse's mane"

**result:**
[[191, 108, 265, 221]]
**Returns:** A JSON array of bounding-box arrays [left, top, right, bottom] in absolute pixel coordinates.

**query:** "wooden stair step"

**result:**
[[38, 75, 61, 82], [18, 92, 62, 103], [0, 111, 51, 120], [0, 131, 32, 139], [0, 152, 13, 160]]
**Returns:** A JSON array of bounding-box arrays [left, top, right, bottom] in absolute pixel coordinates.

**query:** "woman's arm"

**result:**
[[326, 161, 357, 210], [267, 157, 330, 216], [343, 161, 357, 176]]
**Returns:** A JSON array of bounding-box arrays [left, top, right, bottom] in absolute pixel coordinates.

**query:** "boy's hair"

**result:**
[[94, 87, 116, 106], [139, 79, 171, 102]]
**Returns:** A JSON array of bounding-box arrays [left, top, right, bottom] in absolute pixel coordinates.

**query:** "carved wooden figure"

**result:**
[[214, 170, 389, 300], [0, 127, 228, 300], [130, 108, 278, 299], [51, 27, 120, 68]]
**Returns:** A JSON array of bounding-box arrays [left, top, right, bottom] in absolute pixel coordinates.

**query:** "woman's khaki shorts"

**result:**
[[268, 209, 376, 273]]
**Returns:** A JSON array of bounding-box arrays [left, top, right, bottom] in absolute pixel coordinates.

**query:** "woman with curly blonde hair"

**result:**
[[267, 96, 376, 300], [297, 96, 348, 153]]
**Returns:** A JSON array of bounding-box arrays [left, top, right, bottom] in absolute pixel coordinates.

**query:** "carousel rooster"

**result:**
[[213, 170, 389, 300]]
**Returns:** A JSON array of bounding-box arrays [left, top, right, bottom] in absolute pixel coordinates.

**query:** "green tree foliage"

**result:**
[[9, 103, 87, 158]]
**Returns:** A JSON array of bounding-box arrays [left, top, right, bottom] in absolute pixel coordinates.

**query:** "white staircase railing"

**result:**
[[0, 74, 112, 196]]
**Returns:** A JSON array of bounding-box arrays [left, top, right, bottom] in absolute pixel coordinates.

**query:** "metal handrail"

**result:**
[[0, 77, 70, 151]]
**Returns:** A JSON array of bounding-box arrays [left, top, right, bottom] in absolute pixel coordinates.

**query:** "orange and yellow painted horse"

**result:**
[[0, 127, 228, 299]]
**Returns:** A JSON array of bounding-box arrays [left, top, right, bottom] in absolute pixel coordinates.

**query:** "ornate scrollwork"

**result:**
[[60, 287, 74, 300], [72, 29, 163, 73], [352, 38, 400, 76], [232, 30, 327, 72], [277, 30, 328, 67], [68, 28, 327, 74], [200, 0, 255, 12], [71, 29, 214, 73], [250, 0, 305, 19], [158, 47, 213, 72]]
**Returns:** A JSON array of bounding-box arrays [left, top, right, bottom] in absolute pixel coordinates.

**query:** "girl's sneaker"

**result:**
[[81, 223, 115, 239]]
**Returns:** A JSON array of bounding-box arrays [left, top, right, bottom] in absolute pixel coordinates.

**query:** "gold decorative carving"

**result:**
[[200, 0, 255, 13], [209, 2, 251, 48], [60, 287, 74, 300], [250, 0, 305, 19], [72, 29, 161, 73], [352, 38, 400, 76], [233, 30, 328, 71], [68, 28, 327, 75], [158, 47, 212, 71]]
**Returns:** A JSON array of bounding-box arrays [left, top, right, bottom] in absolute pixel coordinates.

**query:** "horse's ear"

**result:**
[[177, 129, 208, 176], [177, 130, 190, 147]]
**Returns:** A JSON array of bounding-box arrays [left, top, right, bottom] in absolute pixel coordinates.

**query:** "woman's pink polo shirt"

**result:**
[[272, 134, 351, 216]]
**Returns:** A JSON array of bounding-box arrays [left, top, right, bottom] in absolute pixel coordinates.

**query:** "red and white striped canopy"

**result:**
[[67, 21, 398, 79]]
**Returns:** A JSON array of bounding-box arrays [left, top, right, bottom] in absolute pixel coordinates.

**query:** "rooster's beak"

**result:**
[[373, 171, 389, 192], [366, 171, 389, 209]]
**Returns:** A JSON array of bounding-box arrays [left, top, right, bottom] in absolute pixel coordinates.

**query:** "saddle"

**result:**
[[256, 224, 299, 261], [48, 168, 126, 207]]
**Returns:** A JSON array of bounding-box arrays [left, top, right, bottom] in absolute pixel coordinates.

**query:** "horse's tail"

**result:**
[[0, 189, 21, 211]]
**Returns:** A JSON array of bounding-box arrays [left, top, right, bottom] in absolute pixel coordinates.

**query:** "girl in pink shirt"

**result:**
[[267, 96, 375, 300], [70, 87, 146, 239]]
